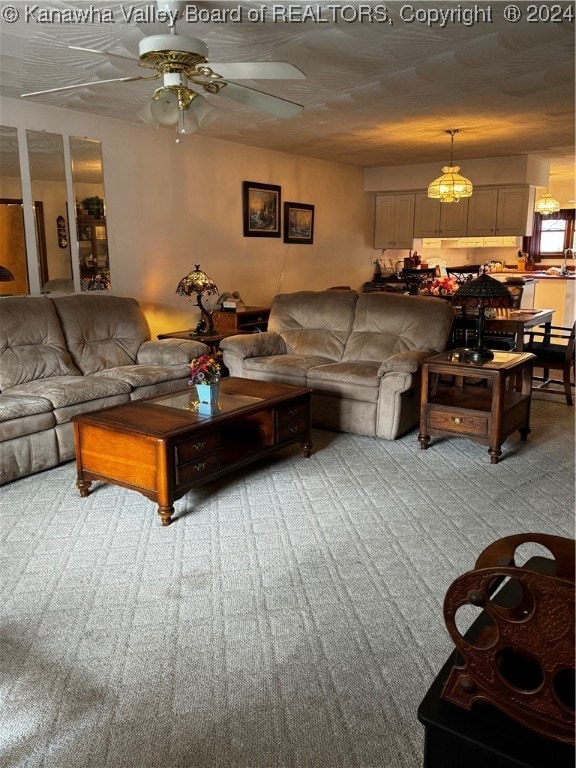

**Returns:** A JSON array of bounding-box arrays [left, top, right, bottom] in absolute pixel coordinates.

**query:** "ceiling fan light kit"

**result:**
[[428, 129, 473, 203], [21, 15, 305, 141]]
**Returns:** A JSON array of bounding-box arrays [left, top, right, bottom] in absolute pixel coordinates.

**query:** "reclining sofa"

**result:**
[[220, 290, 455, 440], [0, 294, 209, 485]]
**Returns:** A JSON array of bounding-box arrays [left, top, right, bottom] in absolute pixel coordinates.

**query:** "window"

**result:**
[[531, 209, 575, 261]]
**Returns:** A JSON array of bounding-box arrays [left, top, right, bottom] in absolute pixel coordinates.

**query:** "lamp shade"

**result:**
[[427, 166, 473, 203], [534, 192, 560, 216], [175, 265, 218, 298], [455, 272, 513, 309]]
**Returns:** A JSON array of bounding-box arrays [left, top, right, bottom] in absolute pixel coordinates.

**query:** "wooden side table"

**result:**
[[418, 350, 535, 463]]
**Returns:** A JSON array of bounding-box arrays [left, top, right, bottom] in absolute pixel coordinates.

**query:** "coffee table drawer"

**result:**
[[277, 400, 308, 425], [175, 432, 219, 464], [429, 410, 488, 438], [176, 451, 220, 484], [277, 417, 308, 443]]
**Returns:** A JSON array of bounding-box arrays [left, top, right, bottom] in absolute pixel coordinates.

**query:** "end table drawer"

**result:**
[[176, 432, 219, 464], [176, 451, 220, 484], [278, 418, 308, 443], [277, 401, 308, 425], [429, 410, 488, 438]]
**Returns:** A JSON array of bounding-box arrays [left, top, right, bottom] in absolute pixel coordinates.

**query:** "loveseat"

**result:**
[[0, 294, 209, 485], [220, 290, 455, 440]]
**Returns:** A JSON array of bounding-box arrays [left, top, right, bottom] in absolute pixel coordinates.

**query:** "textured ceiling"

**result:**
[[0, 0, 574, 177]]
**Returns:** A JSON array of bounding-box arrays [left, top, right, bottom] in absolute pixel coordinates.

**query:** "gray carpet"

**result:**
[[1, 395, 574, 768]]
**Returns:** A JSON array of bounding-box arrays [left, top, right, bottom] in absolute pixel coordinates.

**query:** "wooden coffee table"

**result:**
[[72, 377, 312, 526]]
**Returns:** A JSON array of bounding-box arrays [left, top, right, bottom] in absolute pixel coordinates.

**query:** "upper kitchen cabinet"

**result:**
[[467, 186, 535, 237], [413, 194, 469, 238], [374, 193, 415, 248]]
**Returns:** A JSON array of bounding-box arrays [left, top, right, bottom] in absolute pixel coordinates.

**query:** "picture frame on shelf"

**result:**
[[284, 202, 315, 244], [242, 181, 281, 237]]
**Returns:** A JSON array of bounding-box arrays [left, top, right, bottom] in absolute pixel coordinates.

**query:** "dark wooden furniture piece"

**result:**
[[418, 533, 575, 768], [526, 322, 575, 405], [72, 377, 312, 526], [212, 306, 270, 332], [450, 308, 554, 352], [158, 307, 271, 354], [418, 350, 534, 463]]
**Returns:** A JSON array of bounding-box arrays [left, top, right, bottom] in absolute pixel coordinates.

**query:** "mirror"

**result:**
[[70, 137, 110, 291], [26, 129, 74, 293], [0, 125, 29, 295]]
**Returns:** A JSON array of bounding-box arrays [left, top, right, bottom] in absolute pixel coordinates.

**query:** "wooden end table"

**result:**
[[418, 350, 535, 464], [72, 378, 312, 526]]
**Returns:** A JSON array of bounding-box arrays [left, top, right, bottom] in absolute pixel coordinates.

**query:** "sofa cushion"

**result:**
[[0, 394, 55, 442], [5, 375, 131, 410], [51, 295, 151, 374], [0, 296, 80, 390], [92, 364, 189, 388], [343, 293, 454, 362], [243, 354, 334, 381], [269, 290, 359, 361], [306, 361, 382, 402]]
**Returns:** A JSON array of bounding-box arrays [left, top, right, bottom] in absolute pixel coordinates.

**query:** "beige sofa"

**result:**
[[0, 295, 209, 485], [220, 290, 455, 439]]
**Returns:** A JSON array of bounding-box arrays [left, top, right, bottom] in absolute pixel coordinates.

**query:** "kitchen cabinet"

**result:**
[[413, 194, 469, 238], [374, 193, 415, 248], [467, 186, 534, 237]]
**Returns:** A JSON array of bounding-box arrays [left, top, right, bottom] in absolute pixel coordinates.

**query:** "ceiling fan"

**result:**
[[21, 1, 305, 136]]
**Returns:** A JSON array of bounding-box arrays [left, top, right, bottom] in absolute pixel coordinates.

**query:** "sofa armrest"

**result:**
[[219, 332, 287, 360], [137, 339, 210, 366], [377, 349, 435, 376]]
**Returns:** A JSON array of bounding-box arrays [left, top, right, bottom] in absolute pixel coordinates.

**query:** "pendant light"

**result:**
[[534, 191, 561, 216], [428, 129, 473, 203]]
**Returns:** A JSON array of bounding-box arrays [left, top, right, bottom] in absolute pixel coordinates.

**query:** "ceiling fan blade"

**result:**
[[69, 45, 139, 65], [21, 75, 157, 98], [210, 62, 305, 80], [216, 82, 303, 118]]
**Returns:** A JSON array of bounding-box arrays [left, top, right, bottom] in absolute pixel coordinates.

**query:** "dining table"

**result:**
[[454, 307, 555, 352]]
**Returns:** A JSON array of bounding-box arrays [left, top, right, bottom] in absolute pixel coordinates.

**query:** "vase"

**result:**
[[195, 382, 220, 415]]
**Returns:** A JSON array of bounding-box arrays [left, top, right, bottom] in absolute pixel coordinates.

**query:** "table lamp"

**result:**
[[455, 272, 513, 364], [176, 265, 219, 335]]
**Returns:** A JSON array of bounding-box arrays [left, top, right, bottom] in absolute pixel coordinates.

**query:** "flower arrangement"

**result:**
[[188, 354, 222, 385], [425, 276, 459, 296]]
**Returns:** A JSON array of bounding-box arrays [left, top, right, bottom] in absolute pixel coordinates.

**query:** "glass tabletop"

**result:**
[[149, 388, 263, 419]]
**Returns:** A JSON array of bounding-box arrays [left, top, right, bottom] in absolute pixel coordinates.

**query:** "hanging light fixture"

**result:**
[[428, 129, 473, 203], [534, 191, 561, 216]]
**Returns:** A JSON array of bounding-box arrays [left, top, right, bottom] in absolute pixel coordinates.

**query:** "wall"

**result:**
[[364, 155, 550, 192], [1, 97, 373, 336]]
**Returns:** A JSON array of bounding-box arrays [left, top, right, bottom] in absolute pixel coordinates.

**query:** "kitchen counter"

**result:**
[[499, 270, 575, 280]]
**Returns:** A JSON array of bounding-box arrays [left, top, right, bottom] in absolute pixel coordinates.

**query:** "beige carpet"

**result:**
[[0, 395, 574, 768]]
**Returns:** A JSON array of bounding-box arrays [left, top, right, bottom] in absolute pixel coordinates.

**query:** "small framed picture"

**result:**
[[284, 202, 314, 244], [242, 181, 281, 237]]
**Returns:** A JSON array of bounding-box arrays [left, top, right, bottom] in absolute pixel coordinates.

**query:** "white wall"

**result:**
[[1, 97, 373, 336]]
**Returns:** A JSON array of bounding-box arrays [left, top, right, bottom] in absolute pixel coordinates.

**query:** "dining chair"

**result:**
[[480, 284, 525, 351], [401, 267, 436, 295], [446, 266, 478, 284], [526, 322, 575, 406]]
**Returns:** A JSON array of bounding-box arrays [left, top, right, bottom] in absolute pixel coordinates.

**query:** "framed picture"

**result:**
[[284, 202, 315, 244], [242, 181, 281, 237]]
